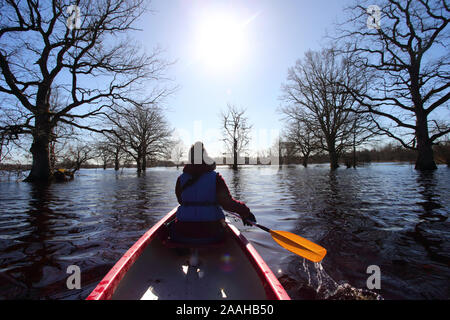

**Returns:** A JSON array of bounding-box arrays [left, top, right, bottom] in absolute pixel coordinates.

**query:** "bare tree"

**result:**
[[283, 119, 317, 167], [221, 104, 252, 170], [0, 125, 16, 165], [0, 0, 172, 182], [281, 49, 373, 169], [0, 133, 12, 164], [0, 100, 31, 164], [96, 132, 126, 171], [96, 141, 112, 170], [278, 140, 297, 165], [171, 140, 185, 169], [336, 0, 449, 170], [58, 142, 94, 180], [107, 102, 173, 174]]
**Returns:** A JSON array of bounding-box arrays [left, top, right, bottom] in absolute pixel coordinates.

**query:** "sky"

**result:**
[[130, 0, 354, 158], [3, 0, 448, 164]]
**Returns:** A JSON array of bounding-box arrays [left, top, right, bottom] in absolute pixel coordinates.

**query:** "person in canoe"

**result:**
[[169, 141, 256, 244]]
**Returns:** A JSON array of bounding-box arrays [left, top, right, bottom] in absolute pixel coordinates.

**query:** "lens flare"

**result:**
[[220, 253, 235, 272]]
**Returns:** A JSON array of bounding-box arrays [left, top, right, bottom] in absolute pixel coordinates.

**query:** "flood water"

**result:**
[[0, 163, 449, 300]]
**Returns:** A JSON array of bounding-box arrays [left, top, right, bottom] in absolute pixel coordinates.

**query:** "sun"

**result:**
[[194, 12, 247, 72]]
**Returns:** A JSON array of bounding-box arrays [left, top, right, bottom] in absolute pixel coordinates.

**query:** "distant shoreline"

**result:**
[[2, 159, 450, 173]]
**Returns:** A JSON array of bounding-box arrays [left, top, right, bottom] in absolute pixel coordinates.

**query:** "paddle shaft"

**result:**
[[226, 211, 270, 233]]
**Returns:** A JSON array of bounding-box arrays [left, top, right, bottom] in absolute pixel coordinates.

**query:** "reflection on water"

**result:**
[[0, 164, 449, 299], [410, 171, 449, 268]]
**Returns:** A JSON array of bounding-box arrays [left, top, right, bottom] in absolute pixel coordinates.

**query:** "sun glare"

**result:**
[[194, 12, 247, 72]]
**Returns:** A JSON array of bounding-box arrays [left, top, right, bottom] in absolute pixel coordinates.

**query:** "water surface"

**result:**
[[0, 163, 448, 299]]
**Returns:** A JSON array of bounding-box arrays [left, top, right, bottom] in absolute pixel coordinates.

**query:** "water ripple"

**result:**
[[0, 164, 449, 299]]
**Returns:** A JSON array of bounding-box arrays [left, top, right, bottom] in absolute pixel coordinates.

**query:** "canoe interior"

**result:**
[[111, 225, 269, 300]]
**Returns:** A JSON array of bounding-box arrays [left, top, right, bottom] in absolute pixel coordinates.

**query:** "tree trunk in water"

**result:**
[[141, 144, 147, 172], [411, 67, 437, 171], [233, 138, 238, 170], [329, 148, 339, 170], [278, 140, 282, 168], [302, 151, 309, 168], [415, 114, 437, 171], [141, 156, 147, 172], [136, 154, 142, 174], [114, 155, 119, 171], [415, 144, 436, 170], [25, 114, 52, 182], [302, 157, 308, 168]]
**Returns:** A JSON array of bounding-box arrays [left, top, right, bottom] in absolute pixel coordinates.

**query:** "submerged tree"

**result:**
[[282, 119, 317, 167], [221, 104, 252, 170], [281, 49, 373, 169], [107, 102, 173, 174], [0, 0, 171, 182], [96, 141, 112, 170], [336, 0, 449, 170], [96, 133, 126, 171], [171, 140, 185, 169], [60, 143, 94, 173]]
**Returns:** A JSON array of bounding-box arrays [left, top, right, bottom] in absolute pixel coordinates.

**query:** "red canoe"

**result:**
[[87, 207, 290, 300]]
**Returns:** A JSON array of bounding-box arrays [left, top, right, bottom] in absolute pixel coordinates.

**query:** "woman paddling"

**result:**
[[169, 141, 256, 244]]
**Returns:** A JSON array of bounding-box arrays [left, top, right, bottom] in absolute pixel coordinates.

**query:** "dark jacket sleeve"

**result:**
[[216, 173, 251, 216], [175, 177, 182, 205]]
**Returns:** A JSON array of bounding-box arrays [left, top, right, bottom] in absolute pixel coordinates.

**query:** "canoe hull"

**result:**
[[87, 208, 290, 300]]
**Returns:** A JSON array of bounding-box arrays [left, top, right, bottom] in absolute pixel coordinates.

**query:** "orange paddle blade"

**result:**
[[270, 230, 327, 263]]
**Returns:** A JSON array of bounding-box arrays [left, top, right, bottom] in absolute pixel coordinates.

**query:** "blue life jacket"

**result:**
[[176, 171, 225, 222]]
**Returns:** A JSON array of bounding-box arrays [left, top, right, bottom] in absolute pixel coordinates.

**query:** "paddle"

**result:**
[[226, 211, 327, 263]]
